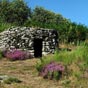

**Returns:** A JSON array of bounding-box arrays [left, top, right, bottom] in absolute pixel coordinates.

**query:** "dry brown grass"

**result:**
[[59, 43, 76, 50], [0, 58, 63, 88]]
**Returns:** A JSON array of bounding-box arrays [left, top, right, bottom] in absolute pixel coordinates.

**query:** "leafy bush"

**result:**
[[4, 77, 22, 84], [37, 61, 65, 80], [0, 22, 13, 32], [3, 49, 32, 61], [0, 50, 3, 60]]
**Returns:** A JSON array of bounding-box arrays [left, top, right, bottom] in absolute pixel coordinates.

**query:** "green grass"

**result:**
[[41, 44, 88, 67], [0, 50, 3, 60], [4, 77, 22, 84], [0, 22, 14, 32], [36, 43, 88, 84]]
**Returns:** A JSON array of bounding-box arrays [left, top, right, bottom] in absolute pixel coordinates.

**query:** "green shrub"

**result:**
[[4, 77, 22, 84], [0, 22, 13, 32], [37, 61, 65, 80], [0, 50, 3, 60], [36, 56, 54, 72]]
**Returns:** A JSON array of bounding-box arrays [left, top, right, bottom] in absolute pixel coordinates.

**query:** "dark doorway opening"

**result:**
[[34, 39, 43, 57]]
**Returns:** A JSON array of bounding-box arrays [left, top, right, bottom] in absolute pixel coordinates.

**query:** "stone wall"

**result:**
[[0, 27, 58, 57]]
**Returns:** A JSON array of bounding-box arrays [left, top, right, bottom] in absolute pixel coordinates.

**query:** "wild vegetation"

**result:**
[[0, 50, 2, 59], [36, 43, 88, 87], [0, 44, 88, 87], [0, 0, 88, 44], [2, 49, 32, 61], [0, 0, 88, 88]]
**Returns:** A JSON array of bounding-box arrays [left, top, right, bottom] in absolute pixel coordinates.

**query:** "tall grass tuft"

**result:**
[[0, 22, 13, 32], [54, 44, 88, 66], [0, 50, 3, 60]]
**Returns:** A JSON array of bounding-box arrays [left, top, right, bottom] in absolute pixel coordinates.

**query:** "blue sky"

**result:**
[[25, 0, 88, 26]]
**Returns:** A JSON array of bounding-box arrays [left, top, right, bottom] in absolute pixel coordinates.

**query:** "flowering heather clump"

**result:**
[[4, 49, 32, 61], [39, 61, 65, 80]]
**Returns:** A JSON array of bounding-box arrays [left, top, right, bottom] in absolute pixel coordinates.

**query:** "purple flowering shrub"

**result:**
[[37, 61, 65, 80], [3, 49, 32, 61]]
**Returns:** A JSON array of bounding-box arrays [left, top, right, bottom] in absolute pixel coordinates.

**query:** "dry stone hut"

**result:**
[[0, 27, 58, 57]]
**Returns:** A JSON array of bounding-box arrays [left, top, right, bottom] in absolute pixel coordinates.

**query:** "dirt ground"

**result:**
[[0, 58, 64, 88], [0, 58, 88, 88]]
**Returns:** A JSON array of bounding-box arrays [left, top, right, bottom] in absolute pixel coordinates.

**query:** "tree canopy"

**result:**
[[0, 0, 88, 44], [0, 0, 31, 25]]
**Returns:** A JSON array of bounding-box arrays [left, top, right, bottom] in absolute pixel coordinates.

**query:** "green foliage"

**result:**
[[4, 77, 22, 84], [37, 60, 65, 80], [54, 45, 88, 66], [28, 6, 88, 44], [0, 0, 31, 25], [0, 22, 13, 32], [72, 71, 82, 79], [36, 44, 88, 81], [0, 50, 3, 60], [31, 7, 56, 28], [0, 0, 88, 44]]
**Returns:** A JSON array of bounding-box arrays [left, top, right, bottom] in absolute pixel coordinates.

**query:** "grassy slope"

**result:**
[[0, 59, 63, 88], [36, 45, 88, 88], [0, 45, 88, 88]]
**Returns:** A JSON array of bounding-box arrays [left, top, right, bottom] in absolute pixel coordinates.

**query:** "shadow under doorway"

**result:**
[[34, 38, 43, 57]]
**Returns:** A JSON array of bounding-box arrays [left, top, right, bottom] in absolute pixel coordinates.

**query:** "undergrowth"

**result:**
[[36, 43, 88, 81], [0, 22, 14, 32]]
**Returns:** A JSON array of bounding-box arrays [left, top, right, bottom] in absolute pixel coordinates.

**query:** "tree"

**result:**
[[67, 22, 77, 44], [76, 24, 87, 43], [0, 0, 10, 22], [0, 0, 31, 25], [32, 7, 56, 28]]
